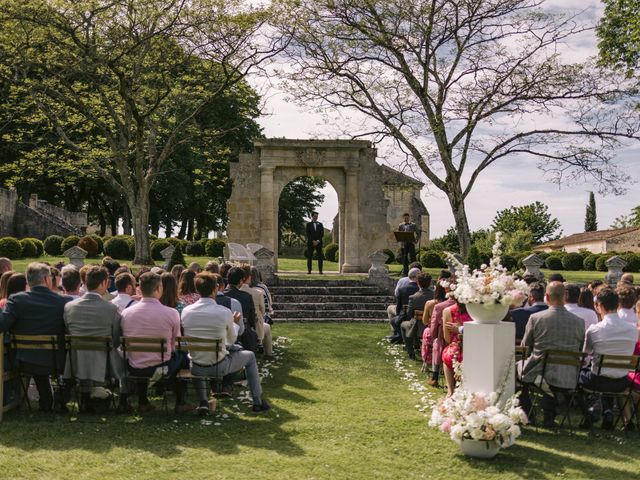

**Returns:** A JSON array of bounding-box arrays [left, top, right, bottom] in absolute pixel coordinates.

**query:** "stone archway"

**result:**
[[227, 139, 427, 273]]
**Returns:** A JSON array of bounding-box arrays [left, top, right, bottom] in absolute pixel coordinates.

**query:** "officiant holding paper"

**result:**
[[397, 213, 420, 276]]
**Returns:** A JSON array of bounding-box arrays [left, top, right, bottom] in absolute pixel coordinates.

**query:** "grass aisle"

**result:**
[[1, 324, 640, 479]]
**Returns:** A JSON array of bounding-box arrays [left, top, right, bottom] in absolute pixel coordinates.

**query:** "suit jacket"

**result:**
[[405, 288, 435, 337], [509, 303, 548, 341], [0, 286, 72, 370], [521, 306, 585, 389], [395, 282, 420, 323], [225, 286, 256, 329], [63, 292, 124, 383], [306, 221, 324, 244]]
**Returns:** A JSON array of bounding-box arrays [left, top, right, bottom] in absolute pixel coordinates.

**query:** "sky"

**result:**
[[252, 0, 639, 239]]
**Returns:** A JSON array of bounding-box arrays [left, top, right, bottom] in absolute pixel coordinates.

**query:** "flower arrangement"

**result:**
[[429, 388, 528, 448], [444, 232, 528, 305]]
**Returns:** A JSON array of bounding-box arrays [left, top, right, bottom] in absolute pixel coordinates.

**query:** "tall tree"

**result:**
[[0, 0, 283, 263], [597, 0, 640, 73], [275, 0, 640, 256], [492, 202, 562, 245], [585, 191, 598, 232]]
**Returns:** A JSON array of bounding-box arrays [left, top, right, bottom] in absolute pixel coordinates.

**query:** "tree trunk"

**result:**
[[130, 196, 153, 264], [186, 217, 194, 240], [177, 217, 187, 239], [122, 204, 132, 235], [447, 184, 471, 257]]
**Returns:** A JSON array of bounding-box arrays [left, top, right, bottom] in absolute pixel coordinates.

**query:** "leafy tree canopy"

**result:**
[[491, 202, 562, 244]]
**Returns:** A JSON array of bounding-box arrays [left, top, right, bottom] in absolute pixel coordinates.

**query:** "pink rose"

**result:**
[[440, 420, 451, 433]]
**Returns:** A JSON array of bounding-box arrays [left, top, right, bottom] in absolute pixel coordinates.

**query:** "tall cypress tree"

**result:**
[[585, 192, 598, 232]]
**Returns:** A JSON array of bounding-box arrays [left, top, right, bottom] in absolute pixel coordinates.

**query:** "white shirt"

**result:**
[[565, 304, 599, 331], [111, 293, 138, 313], [216, 292, 244, 336], [618, 308, 638, 327], [182, 297, 235, 365], [584, 313, 637, 378]]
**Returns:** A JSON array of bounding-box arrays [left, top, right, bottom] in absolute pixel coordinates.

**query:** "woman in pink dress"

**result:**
[[442, 301, 472, 396], [178, 269, 200, 306]]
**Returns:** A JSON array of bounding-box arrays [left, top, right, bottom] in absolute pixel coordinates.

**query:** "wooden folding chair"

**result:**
[[10, 334, 64, 412], [175, 336, 223, 404], [120, 337, 168, 414], [515, 346, 528, 384], [65, 335, 115, 413], [580, 354, 640, 432], [1, 333, 21, 421]]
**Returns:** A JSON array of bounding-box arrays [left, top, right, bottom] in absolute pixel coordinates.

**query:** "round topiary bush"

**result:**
[[595, 255, 612, 272], [382, 248, 395, 264], [0, 237, 23, 259], [623, 253, 640, 273], [104, 236, 132, 260], [20, 239, 38, 258], [44, 235, 64, 256], [420, 250, 445, 268], [583, 254, 599, 271], [206, 239, 226, 257], [23, 237, 44, 257], [60, 235, 80, 253], [88, 234, 104, 255], [151, 239, 172, 261], [545, 255, 564, 271], [501, 254, 518, 271], [78, 236, 99, 257], [185, 241, 205, 256], [324, 243, 339, 262], [562, 252, 584, 271]]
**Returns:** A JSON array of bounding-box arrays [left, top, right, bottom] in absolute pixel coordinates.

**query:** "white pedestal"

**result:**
[[462, 322, 515, 401]]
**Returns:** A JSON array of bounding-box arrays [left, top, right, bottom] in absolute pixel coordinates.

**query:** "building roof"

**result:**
[[535, 227, 640, 250], [380, 165, 424, 187]]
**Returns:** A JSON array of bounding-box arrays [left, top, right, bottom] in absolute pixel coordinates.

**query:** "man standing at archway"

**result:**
[[306, 212, 324, 274], [398, 213, 419, 276]]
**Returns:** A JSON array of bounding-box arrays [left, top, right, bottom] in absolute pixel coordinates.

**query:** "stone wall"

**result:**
[[29, 195, 87, 227], [0, 189, 17, 237], [607, 231, 640, 253]]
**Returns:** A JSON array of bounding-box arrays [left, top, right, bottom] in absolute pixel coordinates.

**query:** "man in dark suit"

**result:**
[[0, 262, 72, 411], [306, 211, 324, 274], [224, 266, 258, 352], [509, 282, 548, 342], [389, 267, 420, 344], [398, 213, 419, 276], [400, 273, 434, 359]]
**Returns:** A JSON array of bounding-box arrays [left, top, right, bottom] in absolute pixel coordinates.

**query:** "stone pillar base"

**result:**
[[462, 322, 515, 402], [341, 263, 361, 273]]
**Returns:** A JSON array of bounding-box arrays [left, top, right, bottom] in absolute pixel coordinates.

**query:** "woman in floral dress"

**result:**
[[442, 301, 472, 397]]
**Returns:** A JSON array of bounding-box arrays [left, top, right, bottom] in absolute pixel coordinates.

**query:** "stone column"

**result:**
[[259, 165, 276, 259], [522, 254, 545, 281], [342, 167, 360, 273], [160, 245, 175, 270], [64, 246, 88, 268], [338, 204, 345, 273], [254, 247, 277, 284]]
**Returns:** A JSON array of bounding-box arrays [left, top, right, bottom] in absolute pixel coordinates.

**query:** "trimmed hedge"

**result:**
[[78, 236, 99, 257], [61, 235, 80, 253], [205, 239, 226, 258], [595, 255, 612, 272], [562, 252, 584, 271], [324, 243, 339, 262], [420, 250, 445, 268], [19, 239, 37, 258], [501, 254, 517, 271], [623, 254, 640, 273], [151, 239, 172, 261], [382, 248, 395, 264], [44, 235, 64, 256], [0, 237, 22, 259], [23, 237, 44, 257], [104, 236, 132, 260], [583, 254, 599, 271], [545, 256, 563, 271], [88, 234, 104, 255], [185, 241, 205, 256]]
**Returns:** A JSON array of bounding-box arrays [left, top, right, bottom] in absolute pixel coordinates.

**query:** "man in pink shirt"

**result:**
[[121, 272, 194, 414]]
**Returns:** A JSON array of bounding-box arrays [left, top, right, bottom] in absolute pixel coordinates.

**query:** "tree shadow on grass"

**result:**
[[0, 342, 316, 458]]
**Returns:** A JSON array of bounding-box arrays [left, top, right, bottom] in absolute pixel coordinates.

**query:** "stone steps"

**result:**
[[271, 278, 392, 323]]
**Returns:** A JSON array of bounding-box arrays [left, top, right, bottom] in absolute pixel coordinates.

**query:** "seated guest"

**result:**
[[49, 267, 62, 293], [0, 257, 12, 274], [120, 272, 194, 414], [387, 262, 423, 322], [102, 258, 121, 293], [61, 265, 82, 299], [64, 266, 126, 413], [250, 267, 274, 322], [520, 282, 585, 427], [111, 273, 138, 313], [548, 273, 565, 283], [621, 273, 634, 285], [388, 267, 420, 344], [400, 273, 434, 360], [225, 266, 258, 351], [578, 287, 596, 311], [188, 262, 201, 273], [178, 269, 200, 306], [79, 265, 91, 295], [0, 263, 72, 411], [182, 273, 270, 415], [616, 284, 638, 327], [428, 283, 455, 387], [240, 265, 272, 358], [580, 288, 637, 429], [0, 270, 15, 309], [159, 272, 185, 314], [565, 283, 598, 331], [170, 264, 185, 282], [0, 273, 27, 309], [205, 261, 220, 274], [509, 282, 548, 342], [442, 301, 472, 396], [421, 284, 447, 372]]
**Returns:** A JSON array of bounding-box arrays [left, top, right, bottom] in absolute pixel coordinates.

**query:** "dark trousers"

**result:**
[[307, 242, 324, 273], [400, 242, 416, 276], [519, 384, 566, 423], [127, 351, 189, 407], [578, 370, 630, 414], [19, 361, 65, 412]]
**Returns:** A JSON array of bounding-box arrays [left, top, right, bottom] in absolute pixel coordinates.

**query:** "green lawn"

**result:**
[[1, 324, 638, 479]]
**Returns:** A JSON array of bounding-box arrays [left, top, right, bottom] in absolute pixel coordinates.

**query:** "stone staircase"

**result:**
[[270, 278, 394, 322]]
